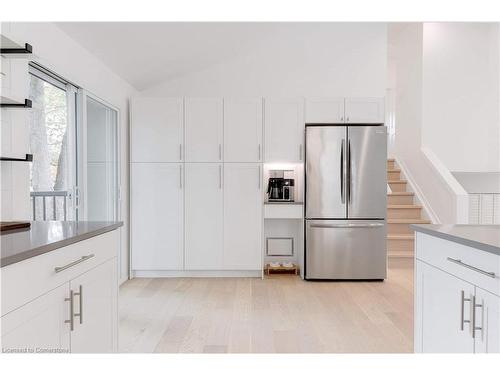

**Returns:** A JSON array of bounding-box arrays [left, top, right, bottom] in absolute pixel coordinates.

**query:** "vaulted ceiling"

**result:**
[[56, 22, 286, 90]]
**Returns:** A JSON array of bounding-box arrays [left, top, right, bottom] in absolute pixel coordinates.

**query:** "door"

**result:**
[[130, 97, 183, 162], [1, 283, 70, 353], [185, 97, 223, 162], [70, 259, 117, 353], [305, 220, 386, 279], [223, 163, 262, 270], [344, 97, 385, 124], [83, 94, 119, 223], [264, 97, 304, 163], [474, 287, 500, 353], [305, 126, 347, 219], [418, 261, 475, 353], [224, 98, 263, 162], [347, 126, 387, 219], [131, 163, 184, 270], [305, 97, 344, 124], [185, 163, 223, 270]]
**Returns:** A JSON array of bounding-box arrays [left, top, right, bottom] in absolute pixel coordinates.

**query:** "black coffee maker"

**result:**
[[267, 170, 295, 202]]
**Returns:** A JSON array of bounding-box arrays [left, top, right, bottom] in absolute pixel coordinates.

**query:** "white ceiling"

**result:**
[[56, 22, 285, 90]]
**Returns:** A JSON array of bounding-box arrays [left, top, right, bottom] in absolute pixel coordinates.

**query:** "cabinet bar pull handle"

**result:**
[[471, 295, 483, 339], [258, 165, 261, 190], [55, 254, 95, 273], [258, 144, 261, 161], [219, 165, 222, 189], [460, 290, 471, 331], [219, 144, 222, 161], [74, 285, 83, 324], [64, 290, 75, 331], [179, 144, 182, 161], [299, 144, 303, 161], [340, 140, 345, 204], [179, 165, 182, 189], [447, 257, 496, 278]]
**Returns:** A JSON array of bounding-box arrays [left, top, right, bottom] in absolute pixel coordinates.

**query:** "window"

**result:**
[[28, 64, 78, 220]]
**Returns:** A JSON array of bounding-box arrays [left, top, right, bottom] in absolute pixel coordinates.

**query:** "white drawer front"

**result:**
[[416, 233, 500, 296], [264, 204, 303, 219], [1, 230, 119, 316]]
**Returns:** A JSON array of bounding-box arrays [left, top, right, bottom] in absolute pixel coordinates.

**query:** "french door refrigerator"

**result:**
[[305, 125, 387, 280]]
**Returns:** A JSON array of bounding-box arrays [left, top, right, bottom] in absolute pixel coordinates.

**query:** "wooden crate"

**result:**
[[265, 263, 299, 275]]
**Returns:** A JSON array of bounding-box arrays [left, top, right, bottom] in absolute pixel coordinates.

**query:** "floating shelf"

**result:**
[[0, 35, 33, 57], [0, 154, 33, 162], [0, 98, 32, 108]]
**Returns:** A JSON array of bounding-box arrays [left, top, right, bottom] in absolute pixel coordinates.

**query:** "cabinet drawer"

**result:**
[[1, 230, 119, 316], [416, 233, 500, 296]]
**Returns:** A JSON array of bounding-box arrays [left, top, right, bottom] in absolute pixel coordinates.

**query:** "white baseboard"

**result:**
[[132, 270, 262, 278], [396, 158, 440, 223]]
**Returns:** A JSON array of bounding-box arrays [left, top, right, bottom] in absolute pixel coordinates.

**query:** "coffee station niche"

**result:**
[[263, 163, 304, 277]]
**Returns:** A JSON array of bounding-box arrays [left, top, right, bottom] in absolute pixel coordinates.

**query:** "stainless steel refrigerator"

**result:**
[[305, 125, 387, 280]]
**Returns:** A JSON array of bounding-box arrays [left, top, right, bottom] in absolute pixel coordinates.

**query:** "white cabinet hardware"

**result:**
[[65, 289, 75, 331]]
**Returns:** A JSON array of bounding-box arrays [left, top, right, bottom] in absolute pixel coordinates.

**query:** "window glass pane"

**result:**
[[28, 73, 73, 220]]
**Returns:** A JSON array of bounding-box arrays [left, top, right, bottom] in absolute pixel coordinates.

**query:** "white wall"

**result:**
[[422, 23, 500, 172], [142, 23, 387, 98], [1, 22, 136, 283]]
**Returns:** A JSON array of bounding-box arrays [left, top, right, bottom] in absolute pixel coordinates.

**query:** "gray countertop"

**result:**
[[411, 224, 500, 256], [1, 221, 123, 267]]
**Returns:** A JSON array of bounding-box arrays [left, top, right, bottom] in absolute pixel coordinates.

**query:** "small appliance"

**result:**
[[266, 170, 295, 202]]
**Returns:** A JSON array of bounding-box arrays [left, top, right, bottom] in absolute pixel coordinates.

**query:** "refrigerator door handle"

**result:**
[[340, 139, 345, 204], [347, 139, 351, 203], [310, 223, 384, 229]]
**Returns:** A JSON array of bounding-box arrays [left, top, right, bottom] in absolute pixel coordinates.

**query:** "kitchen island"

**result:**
[[1, 221, 122, 353], [412, 224, 500, 353]]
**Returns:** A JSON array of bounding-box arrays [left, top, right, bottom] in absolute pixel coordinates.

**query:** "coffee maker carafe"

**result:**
[[267, 177, 285, 200]]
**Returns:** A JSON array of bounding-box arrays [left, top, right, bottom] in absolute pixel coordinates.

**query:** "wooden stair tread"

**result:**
[[387, 168, 401, 172], [387, 158, 395, 162], [388, 252, 414, 258], [387, 219, 431, 224], [387, 234, 414, 240], [387, 192, 414, 196], [388, 180, 407, 184], [387, 205, 422, 209]]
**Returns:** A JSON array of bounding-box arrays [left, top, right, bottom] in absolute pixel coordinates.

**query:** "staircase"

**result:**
[[387, 158, 430, 258]]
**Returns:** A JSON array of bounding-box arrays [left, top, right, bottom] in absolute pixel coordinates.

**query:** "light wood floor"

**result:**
[[119, 258, 413, 353]]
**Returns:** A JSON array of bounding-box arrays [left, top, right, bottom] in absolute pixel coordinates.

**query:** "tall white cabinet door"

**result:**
[[130, 97, 184, 162], [344, 97, 385, 124], [305, 97, 344, 124], [185, 163, 223, 270], [224, 98, 263, 162], [223, 163, 262, 270], [131, 163, 184, 270], [185, 97, 223, 162], [474, 288, 500, 353], [1, 284, 70, 353], [264, 97, 304, 163], [417, 261, 475, 353], [70, 259, 118, 353]]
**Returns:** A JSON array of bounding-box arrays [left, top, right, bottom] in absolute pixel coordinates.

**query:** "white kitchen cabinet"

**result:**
[[1, 284, 70, 353], [415, 231, 500, 353], [474, 287, 500, 353], [223, 163, 263, 270], [416, 260, 475, 353], [305, 97, 344, 124], [184, 163, 223, 270], [131, 163, 184, 270], [70, 259, 117, 353], [224, 98, 263, 162], [264, 98, 304, 163], [344, 97, 385, 124], [185, 97, 223, 162], [130, 97, 184, 162]]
